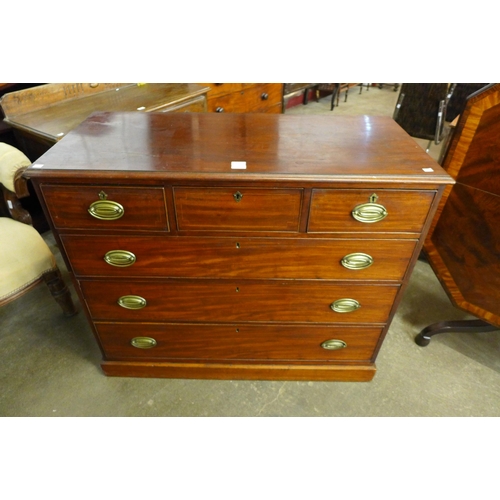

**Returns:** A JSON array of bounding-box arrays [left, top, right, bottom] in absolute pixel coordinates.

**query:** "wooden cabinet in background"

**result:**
[[0, 83, 210, 160], [199, 83, 283, 113]]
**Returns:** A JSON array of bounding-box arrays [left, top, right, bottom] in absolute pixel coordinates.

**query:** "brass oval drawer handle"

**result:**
[[117, 295, 147, 310], [104, 250, 137, 267], [330, 298, 361, 313], [88, 200, 125, 220], [341, 252, 374, 270], [352, 202, 387, 223], [321, 339, 347, 350], [131, 337, 157, 349]]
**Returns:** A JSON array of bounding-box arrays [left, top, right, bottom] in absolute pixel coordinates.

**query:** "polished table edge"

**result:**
[[24, 168, 454, 188]]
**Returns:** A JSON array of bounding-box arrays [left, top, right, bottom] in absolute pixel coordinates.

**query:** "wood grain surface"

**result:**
[[424, 83, 500, 327]]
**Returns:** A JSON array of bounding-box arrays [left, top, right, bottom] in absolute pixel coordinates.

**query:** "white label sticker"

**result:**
[[32, 164, 44, 168], [231, 161, 247, 170], [422, 167, 434, 172]]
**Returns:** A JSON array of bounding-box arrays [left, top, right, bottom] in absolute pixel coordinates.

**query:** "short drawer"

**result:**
[[81, 280, 399, 324], [96, 322, 383, 362], [308, 189, 435, 234], [63, 235, 416, 281], [41, 185, 168, 230], [174, 187, 302, 232], [206, 83, 282, 113]]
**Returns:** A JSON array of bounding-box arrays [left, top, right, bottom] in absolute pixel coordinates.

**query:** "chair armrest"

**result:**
[[0, 142, 31, 196], [0, 143, 33, 224]]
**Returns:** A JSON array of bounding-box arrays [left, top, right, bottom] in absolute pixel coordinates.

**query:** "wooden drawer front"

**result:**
[[206, 84, 283, 113], [96, 322, 383, 362], [264, 102, 284, 114], [41, 185, 168, 230], [64, 235, 416, 281], [308, 189, 435, 234], [174, 187, 302, 232], [82, 280, 399, 324]]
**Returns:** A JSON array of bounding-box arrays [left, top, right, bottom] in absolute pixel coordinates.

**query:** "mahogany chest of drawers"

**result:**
[[25, 112, 453, 381]]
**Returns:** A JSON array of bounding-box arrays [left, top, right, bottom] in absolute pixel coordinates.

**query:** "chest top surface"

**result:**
[[26, 111, 451, 184]]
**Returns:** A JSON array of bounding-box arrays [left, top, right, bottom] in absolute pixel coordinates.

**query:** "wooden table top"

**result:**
[[26, 111, 453, 186]]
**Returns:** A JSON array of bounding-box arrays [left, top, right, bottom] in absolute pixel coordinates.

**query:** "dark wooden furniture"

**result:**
[[0, 83, 210, 160], [25, 112, 453, 380], [283, 84, 318, 108], [198, 83, 283, 113], [1, 84, 45, 151], [334, 84, 361, 106], [416, 83, 500, 346]]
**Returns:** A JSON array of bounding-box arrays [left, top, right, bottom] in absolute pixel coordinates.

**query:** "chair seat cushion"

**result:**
[[0, 218, 56, 302], [0, 143, 31, 193]]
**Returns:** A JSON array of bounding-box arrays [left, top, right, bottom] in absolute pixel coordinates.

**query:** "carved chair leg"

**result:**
[[415, 319, 498, 347], [42, 268, 78, 317], [2, 187, 33, 225]]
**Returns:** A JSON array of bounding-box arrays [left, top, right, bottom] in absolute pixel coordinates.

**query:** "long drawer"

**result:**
[[81, 280, 399, 323], [63, 235, 416, 281], [41, 185, 169, 230], [308, 189, 435, 234], [96, 322, 383, 362]]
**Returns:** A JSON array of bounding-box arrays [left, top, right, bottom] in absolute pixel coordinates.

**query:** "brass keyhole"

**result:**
[[233, 191, 243, 202]]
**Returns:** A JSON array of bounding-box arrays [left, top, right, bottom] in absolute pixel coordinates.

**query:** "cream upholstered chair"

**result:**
[[0, 143, 77, 316]]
